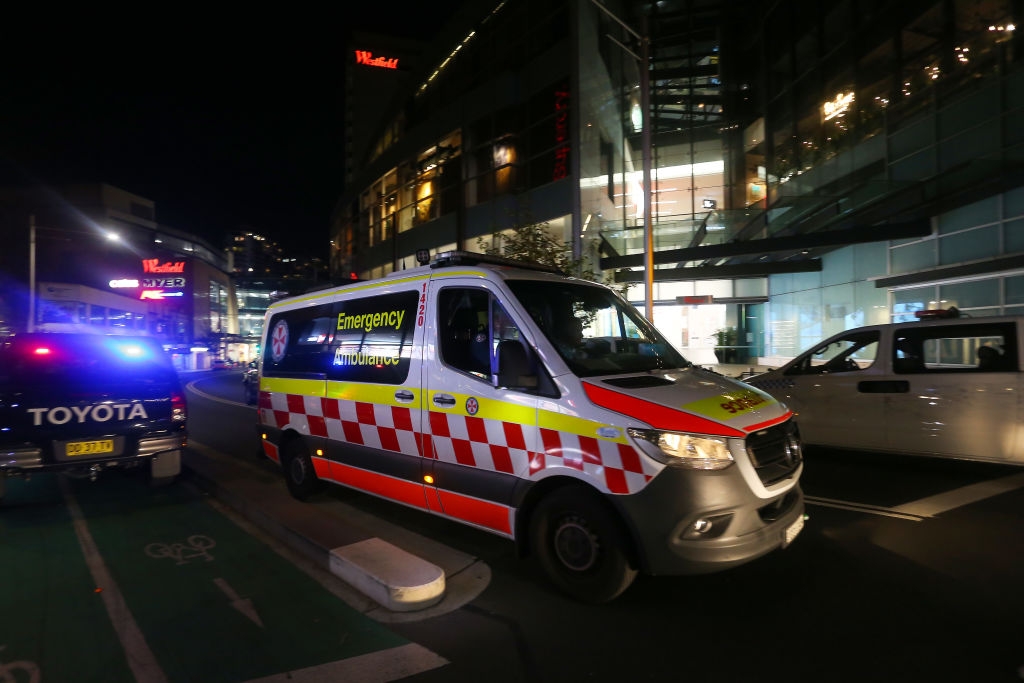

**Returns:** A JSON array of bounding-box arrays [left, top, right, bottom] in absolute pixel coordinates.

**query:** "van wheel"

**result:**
[[530, 484, 638, 603], [283, 439, 321, 500]]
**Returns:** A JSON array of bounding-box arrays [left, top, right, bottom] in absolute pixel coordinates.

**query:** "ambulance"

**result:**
[[255, 251, 804, 602]]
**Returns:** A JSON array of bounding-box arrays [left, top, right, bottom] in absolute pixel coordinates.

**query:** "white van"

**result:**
[[746, 309, 1024, 465], [255, 252, 804, 602]]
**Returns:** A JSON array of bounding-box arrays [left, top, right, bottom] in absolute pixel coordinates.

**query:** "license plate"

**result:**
[[783, 515, 804, 547], [65, 439, 115, 456]]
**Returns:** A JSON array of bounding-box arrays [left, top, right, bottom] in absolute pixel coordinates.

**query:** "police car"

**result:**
[[0, 333, 187, 499]]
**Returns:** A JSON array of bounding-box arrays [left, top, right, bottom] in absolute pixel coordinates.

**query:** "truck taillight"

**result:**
[[172, 391, 187, 422]]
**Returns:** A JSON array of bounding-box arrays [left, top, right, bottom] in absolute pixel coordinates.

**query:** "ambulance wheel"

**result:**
[[530, 484, 638, 603], [283, 438, 321, 500]]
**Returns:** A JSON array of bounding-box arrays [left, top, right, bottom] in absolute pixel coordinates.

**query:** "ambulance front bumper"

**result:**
[[615, 465, 805, 576]]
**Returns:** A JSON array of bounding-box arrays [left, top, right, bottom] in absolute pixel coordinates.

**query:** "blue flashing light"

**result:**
[[108, 340, 150, 361]]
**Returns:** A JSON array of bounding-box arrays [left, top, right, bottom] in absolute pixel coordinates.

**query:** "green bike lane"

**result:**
[[0, 472, 446, 683]]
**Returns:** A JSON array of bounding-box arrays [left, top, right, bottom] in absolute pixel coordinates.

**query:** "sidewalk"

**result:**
[[181, 440, 491, 621]]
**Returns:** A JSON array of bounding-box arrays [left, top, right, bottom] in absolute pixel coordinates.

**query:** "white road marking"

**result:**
[[806, 471, 1024, 521], [804, 496, 926, 521], [242, 642, 448, 683], [144, 535, 217, 564], [891, 471, 1024, 518], [213, 577, 264, 627], [0, 645, 41, 683], [60, 477, 169, 683], [184, 379, 249, 408]]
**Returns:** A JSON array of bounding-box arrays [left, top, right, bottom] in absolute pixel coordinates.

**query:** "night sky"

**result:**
[[0, 5, 462, 259]]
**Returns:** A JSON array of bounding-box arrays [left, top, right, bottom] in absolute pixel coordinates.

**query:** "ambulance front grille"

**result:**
[[744, 420, 802, 486]]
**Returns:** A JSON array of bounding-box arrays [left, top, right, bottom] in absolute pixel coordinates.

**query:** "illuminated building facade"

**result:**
[[0, 183, 238, 368], [333, 0, 1024, 364], [227, 230, 332, 356]]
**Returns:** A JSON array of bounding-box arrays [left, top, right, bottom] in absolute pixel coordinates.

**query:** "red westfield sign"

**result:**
[[142, 259, 185, 274], [354, 50, 399, 69]]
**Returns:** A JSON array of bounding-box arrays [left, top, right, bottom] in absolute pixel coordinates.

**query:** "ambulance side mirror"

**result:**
[[496, 340, 538, 390]]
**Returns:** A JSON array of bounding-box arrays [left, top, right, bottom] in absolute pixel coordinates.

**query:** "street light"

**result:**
[[590, 1, 654, 320], [28, 214, 36, 332]]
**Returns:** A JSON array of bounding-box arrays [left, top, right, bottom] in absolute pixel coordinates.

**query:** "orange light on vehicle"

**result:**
[[424, 475, 434, 484]]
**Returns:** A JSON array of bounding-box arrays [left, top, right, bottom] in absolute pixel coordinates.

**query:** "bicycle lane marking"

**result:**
[[60, 476, 169, 683], [67, 473, 448, 682], [0, 474, 135, 683]]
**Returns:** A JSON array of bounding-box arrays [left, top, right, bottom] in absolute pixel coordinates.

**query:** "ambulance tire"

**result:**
[[530, 484, 638, 603], [283, 438, 321, 500]]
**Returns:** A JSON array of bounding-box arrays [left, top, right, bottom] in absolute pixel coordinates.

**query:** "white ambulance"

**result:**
[[255, 251, 804, 602]]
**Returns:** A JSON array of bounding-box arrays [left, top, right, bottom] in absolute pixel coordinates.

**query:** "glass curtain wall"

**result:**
[[577, 0, 642, 279], [760, 0, 1019, 362], [577, 0, 736, 360]]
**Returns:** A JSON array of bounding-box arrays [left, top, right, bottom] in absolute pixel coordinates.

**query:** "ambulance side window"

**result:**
[[438, 288, 491, 379], [262, 304, 335, 378], [437, 286, 554, 395], [327, 291, 418, 384]]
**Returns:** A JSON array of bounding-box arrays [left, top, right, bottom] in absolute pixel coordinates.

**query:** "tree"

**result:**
[[476, 218, 631, 298]]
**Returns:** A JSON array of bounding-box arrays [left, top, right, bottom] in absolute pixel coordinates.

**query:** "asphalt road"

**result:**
[[4, 369, 1022, 682], [185, 370, 1024, 683]]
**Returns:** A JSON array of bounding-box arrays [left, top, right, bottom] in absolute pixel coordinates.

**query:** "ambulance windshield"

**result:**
[[507, 280, 690, 377]]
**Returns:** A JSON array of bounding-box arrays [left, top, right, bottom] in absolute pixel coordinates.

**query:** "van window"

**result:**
[[507, 279, 688, 377], [262, 304, 335, 378], [438, 288, 490, 378], [328, 291, 417, 384], [894, 322, 1018, 373], [787, 331, 879, 375]]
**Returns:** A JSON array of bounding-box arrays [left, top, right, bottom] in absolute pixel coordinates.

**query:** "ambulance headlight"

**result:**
[[627, 428, 735, 470]]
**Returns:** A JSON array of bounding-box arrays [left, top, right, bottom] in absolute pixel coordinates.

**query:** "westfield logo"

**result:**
[[354, 50, 399, 69], [142, 259, 185, 273]]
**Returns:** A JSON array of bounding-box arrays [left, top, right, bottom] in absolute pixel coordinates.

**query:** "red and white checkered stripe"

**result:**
[[260, 392, 658, 495], [426, 411, 532, 475], [534, 428, 656, 494], [261, 392, 421, 457]]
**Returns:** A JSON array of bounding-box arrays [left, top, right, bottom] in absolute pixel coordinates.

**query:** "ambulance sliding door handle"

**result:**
[[432, 394, 456, 408], [394, 390, 414, 403]]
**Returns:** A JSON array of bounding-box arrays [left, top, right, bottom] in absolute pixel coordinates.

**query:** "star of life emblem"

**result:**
[[271, 320, 289, 363]]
